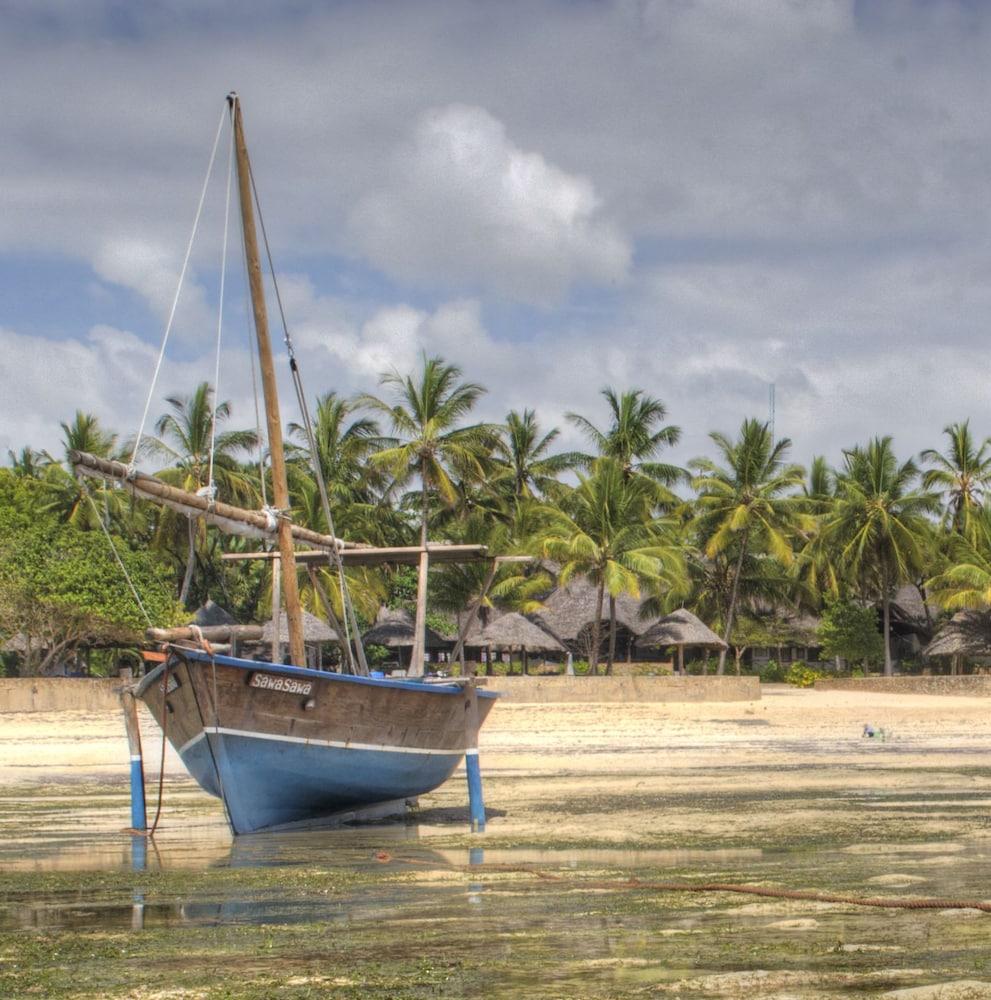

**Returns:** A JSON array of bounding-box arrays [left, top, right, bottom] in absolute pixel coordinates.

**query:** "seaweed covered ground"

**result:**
[[0, 686, 989, 998]]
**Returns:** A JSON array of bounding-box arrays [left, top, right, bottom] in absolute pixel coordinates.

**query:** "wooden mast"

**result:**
[[229, 93, 305, 667]]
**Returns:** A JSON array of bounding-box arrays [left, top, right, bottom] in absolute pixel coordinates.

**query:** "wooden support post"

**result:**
[[271, 554, 282, 663], [410, 548, 430, 677], [119, 668, 146, 833], [464, 681, 485, 833], [678, 645, 684, 676]]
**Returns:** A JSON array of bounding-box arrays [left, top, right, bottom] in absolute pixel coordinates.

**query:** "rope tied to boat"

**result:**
[[147, 660, 172, 837], [187, 624, 214, 656]]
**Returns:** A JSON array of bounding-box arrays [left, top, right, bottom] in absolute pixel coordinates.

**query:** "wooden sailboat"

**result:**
[[79, 94, 500, 835]]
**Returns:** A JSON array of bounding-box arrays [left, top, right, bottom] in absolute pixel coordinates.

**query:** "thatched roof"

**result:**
[[363, 607, 447, 649], [530, 578, 657, 642], [262, 610, 338, 644], [636, 608, 727, 650], [479, 613, 565, 652], [191, 600, 237, 628], [924, 610, 991, 658], [1, 633, 29, 653]]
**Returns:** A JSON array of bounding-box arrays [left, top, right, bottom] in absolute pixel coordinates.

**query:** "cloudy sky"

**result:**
[[3, 0, 991, 473]]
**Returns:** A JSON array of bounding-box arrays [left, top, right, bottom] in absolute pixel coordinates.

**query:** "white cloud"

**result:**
[[348, 105, 631, 302], [0, 325, 259, 459], [5, 1, 991, 468], [91, 237, 214, 342]]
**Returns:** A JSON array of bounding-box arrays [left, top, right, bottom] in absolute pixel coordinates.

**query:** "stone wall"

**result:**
[[0, 678, 121, 713], [815, 676, 991, 697], [476, 675, 760, 703]]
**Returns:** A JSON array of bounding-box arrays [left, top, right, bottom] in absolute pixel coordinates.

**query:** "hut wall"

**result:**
[[749, 645, 821, 667]]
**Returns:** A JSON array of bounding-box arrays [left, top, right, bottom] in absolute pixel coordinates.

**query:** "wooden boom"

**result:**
[[70, 450, 353, 552]]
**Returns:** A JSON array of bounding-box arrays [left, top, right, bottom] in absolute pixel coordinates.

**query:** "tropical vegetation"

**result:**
[[3, 351, 987, 677]]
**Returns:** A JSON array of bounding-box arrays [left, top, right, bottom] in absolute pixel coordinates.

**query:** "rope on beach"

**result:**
[[374, 853, 991, 913]]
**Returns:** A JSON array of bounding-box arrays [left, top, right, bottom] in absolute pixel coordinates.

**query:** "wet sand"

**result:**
[[0, 685, 989, 998]]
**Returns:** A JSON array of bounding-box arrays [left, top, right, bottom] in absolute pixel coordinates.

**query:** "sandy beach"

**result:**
[[2, 684, 989, 849], [1, 686, 989, 998]]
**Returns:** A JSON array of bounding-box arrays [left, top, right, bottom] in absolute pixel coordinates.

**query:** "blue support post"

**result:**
[[129, 753, 147, 832], [464, 682, 486, 833], [119, 673, 147, 833]]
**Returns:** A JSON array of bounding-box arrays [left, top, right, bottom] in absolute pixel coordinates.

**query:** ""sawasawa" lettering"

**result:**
[[250, 673, 312, 696]]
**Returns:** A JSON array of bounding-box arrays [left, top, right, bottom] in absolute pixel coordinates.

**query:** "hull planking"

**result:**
[[137, 649, 497, 834]]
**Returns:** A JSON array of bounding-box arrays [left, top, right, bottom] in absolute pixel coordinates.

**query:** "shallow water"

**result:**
[[1, 777, 990, 998]]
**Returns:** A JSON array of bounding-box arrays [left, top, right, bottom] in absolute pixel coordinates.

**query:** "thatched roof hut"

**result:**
[[636, 608, 725, 673], [363, 607, 447, 649], [191, 600, 236, 628], [262, 610, 338, 645], [479, 613, 565, 652], [637, 608, 727, 650], [924, 610, 991, 660], [530, 578, 657, 653]]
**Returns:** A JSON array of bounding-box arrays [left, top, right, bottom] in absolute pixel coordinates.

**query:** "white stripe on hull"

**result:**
[[178, 726, 462, 758]]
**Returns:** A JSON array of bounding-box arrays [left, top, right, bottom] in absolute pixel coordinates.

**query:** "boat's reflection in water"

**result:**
[[127, 823, 484, 931], [9, 825, 773, 934]]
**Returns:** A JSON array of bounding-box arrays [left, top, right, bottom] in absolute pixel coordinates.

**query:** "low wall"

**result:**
[[477, 675, 760, 703], [815, 676, 991, 697], [0, 678, 121, 714], [0, 674, 761, 713]]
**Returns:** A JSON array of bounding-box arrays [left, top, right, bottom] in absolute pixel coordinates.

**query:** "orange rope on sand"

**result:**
[[374, 854, 991, 913]]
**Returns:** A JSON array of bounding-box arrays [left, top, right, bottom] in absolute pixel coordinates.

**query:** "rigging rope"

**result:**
[[206, 114, 235, 495], [147, 661, 170, 836], [237, 198, 268, 510], [129, 104, 228, 468], [84, 488, 153, 628], [247, 162, 368, 675]]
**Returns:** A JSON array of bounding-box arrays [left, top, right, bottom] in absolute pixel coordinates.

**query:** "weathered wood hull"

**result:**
[[136, 649, 497, 834]]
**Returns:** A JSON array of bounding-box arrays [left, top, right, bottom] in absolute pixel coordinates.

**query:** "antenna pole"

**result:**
[[769, 382, 776, 442], [229, 93, 306, 667]]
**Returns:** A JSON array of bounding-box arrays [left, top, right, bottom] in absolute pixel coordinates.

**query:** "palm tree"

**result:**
[[823, 437, 939, 675], [920, 421, 991, 541], [691, 418, 810, 674], [289, 392, 395, 508], [7, 446, 54, 479], [40, 412, 123, 529], [537, 457, 685, 674], [143, 382, 258, 607], [492, 409, 580, 501], [357, 355, 497, 546], [568, 387, 683, 490], [926, 508, 991, 610]]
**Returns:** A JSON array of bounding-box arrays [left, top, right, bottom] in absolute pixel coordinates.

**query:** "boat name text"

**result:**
[[250, 673, 313, 696]]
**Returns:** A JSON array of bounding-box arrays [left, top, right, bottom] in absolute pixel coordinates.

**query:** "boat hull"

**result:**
[[137, 649, 497, 834]]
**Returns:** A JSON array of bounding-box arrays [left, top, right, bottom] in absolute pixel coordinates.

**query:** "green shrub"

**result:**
[[785, 662, 826, 688], [759, 659, 788, 683]]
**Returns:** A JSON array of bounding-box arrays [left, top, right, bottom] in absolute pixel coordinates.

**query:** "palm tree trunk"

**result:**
[[606, 595, 617, 675], [882, 587, 893, 677], [719, 533, 749, 675], [590, 577, 605, 675], [179, 517, 197, 608], [420, 476, 429, 547]]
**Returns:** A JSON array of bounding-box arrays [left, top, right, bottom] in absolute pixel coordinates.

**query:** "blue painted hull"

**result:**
[[183, 732, 461, 833], [137, 649, 497, 835]]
